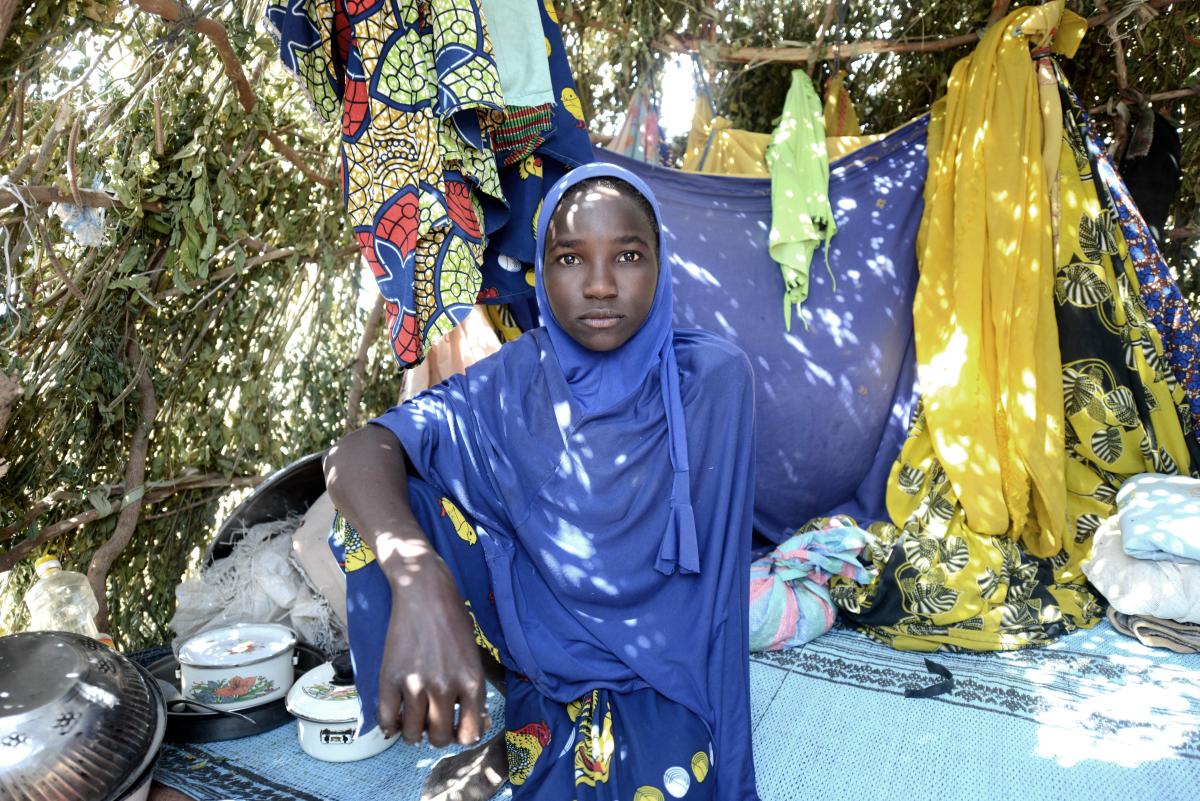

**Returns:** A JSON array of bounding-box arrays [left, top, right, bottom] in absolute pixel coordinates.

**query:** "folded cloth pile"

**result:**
[[1115, 473, 1200, 563], [749, 518, 872, 651], [1083, 473, 1200, 647], [1107, 607, 1200, 654]]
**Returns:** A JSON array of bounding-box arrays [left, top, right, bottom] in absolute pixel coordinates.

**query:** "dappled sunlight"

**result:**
[[598, 115, 929, 537], [921, 327, 969, 395], [1029, 653, 1200, 768]]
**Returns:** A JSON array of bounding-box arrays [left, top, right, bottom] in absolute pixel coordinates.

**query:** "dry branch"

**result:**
[[1088, 85, 1200, 114], [0, 184, 165, 213], [131, 0, 335, 189], [1167, 227, 1200, 241], [0, 0, 18, 49], [347, 295, 386, 430], [0, 372, 20, 441], [1094, 0, 1130, 115], [658, 0, 1185, 65], [86, 337, 158, 629], [37, 222, 86, 302], [807, 0, 839, 76], [986, 1, 1013, 27], [0, 472, 266, 545], [156, 242, 359, 299], [0, 474, 266, 572]]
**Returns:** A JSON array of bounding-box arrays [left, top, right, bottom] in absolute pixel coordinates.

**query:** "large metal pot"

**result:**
[[0, 631, 166, 801]]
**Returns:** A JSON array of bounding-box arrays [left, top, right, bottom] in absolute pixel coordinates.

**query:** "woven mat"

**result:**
[[155, 620, 1200, 800]]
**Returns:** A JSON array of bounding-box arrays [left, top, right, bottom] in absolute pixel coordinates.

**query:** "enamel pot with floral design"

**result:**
[[286, 652, 397, 762], [177, 623, 296, 712]]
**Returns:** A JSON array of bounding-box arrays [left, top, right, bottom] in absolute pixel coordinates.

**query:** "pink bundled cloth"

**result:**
[[749, 518, 873, 651]]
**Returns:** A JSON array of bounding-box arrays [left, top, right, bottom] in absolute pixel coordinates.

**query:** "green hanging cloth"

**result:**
[[766, 70, 837, 330]]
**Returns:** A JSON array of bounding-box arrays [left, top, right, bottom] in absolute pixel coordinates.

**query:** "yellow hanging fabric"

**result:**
[[906, 1, 1084, 557], [682, 96, 772, 176], [820, 5, 1196, 652], [823, 70, 862, 137]]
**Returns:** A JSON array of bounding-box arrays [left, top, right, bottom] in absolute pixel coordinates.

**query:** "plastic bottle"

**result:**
[[24, 555, 114, 648]]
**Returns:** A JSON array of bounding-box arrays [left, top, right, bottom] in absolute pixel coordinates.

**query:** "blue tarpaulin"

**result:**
[[599, 116, 929, 542]]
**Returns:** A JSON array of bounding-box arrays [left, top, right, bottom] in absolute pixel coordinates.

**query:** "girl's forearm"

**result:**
[[324, 424, 440, 581]]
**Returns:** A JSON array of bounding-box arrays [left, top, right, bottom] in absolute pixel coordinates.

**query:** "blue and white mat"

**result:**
[[156, 620, 1200, 801]]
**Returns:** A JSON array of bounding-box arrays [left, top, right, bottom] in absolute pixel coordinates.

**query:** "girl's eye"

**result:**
[[558, 254, 580, 266], [618, 251, 642, 263]]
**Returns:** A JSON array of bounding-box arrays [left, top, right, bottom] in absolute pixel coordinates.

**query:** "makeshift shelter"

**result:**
[[2, 1, 1200, 800]]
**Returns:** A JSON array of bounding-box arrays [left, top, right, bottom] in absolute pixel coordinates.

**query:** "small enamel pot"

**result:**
[[177, 624, 296, 712], [286, 653, 397, 762]]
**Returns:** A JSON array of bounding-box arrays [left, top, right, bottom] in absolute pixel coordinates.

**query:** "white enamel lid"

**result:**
[[286, 661, 361, 724], [177, 623, 296, 668]]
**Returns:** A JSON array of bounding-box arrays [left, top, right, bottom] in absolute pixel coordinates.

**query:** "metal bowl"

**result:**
[[0, 631, 166, 801]]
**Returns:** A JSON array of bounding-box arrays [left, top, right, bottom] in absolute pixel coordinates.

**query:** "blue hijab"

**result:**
[[374, 163, 759, 799], [534, 163, 698, 575]]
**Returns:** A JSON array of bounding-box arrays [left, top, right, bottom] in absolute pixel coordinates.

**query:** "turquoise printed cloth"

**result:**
[[748, 520, 871, 651]]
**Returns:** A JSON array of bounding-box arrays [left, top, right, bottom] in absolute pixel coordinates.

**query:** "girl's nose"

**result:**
[[583, 263, 617, 299]]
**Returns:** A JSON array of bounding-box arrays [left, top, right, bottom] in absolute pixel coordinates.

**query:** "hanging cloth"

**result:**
[[478, 0, 554, 107], [909, 1, 1085, 554], [609, 85, 664, 164], [682, 96, 771, 176], [823, 70, 862, 137], [766, 70, 837, 329], [829, 17, 1200, 652], [265, 0, 507, 366]]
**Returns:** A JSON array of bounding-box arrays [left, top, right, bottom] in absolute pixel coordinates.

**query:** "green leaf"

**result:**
[[87, 489, 113, 516]]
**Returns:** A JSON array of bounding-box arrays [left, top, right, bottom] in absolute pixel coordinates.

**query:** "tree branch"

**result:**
[[1088, 85, 1200, 114], [0, 184, 165, 213], [0, 0, 19, 49], [0, 474, 266, 573], [156, 241, 359, 299], [131, 0, 336, 188], [986, 1, 1013, 27], [807, 0, 839, 76], [37, 221, 86, 302], [657, 0, 1185, 65], [0, 472, 267, 546], [0, 372, 20, 442], [347, 295, 385, 430], [86, 336, 158, 630]]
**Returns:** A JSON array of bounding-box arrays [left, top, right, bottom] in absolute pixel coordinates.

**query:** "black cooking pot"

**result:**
[[205, 450, 327, 566]]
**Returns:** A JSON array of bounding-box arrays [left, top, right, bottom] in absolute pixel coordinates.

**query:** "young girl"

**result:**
[[325, 163, 759, 800]]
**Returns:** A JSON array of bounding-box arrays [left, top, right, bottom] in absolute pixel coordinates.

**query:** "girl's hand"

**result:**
[[376, 553, 491, 748]]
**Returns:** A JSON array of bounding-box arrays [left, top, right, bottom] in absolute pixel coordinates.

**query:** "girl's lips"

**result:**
[[579, 314, 624, 329]]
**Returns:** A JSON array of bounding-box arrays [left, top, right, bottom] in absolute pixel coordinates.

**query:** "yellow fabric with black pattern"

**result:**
[[827, 24, 1198, 652]]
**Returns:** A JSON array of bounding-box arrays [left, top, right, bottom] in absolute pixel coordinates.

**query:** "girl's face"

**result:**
[[542, 183, 659, 352]]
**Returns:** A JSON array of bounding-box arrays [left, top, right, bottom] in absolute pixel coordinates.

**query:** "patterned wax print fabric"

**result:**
[[266, 0, 507, 365], [329, 479, 718, 800], [827, 19, 1200, 652], [1085, 117, 1200, 444], [477, 0, 595, 304], [609, 85, 665, 165]]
